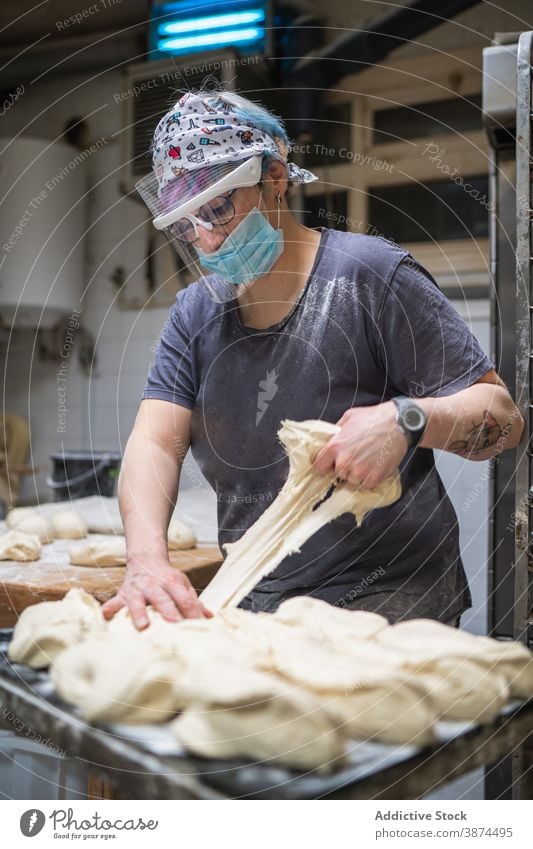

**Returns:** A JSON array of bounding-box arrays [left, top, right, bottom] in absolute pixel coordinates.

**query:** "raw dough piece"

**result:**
[[172, 686, 346, 770], [69, 536, 126, 567], [201, 420, 401, 612], [256, 627, 438, 744], [167, 518, 196, 550], [326, 676, 436, 746], [414, 662, 509, 723], [375, 619, 533, 700], [51, 637, 184, 724], [51, 607, 264, 720], [0, 530, 41, 561], [274, 596, 389, 643], [8, 588, 104, 668], [267, 631, 400, 691], [51, 510, 88, 539], [172, 657, 282, 707], [106, 605, 261, 671], [5, 507, 38, 529], [15, 514, 54, 544], [218, 607, 295, 662]]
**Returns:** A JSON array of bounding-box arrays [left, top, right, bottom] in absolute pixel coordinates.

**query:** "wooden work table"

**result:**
[[0, 543, 223, 627]]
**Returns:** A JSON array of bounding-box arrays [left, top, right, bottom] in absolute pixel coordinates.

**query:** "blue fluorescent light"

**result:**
[[158, 0, 236, 12], [157, 27, 262, 51], [159, 10, 264, 35]]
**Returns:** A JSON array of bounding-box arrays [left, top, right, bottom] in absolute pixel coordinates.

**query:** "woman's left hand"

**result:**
[[313, 401, 409, 488]]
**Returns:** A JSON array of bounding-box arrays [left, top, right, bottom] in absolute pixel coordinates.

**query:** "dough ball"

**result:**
[[0, 530, 41, 561], [15, 514, 54, 544], [274, 596, 389, 642], [51, 637, 184, 724], [8, 588, 104, 668], [69, 536, 126, 567], [51, 510, 88, 539], [167, 519, 196, 550], [5, 507, 38, 530]]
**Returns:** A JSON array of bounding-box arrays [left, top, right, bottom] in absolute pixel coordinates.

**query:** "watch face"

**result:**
[[404, 407, 425, 430]]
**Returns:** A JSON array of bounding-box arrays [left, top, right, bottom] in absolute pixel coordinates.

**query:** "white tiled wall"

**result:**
[[1, 69, 172, 500]]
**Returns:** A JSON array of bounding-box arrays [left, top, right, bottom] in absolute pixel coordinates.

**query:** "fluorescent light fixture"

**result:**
[[159, 10, 264, 35], [157, 27, 262, 52]]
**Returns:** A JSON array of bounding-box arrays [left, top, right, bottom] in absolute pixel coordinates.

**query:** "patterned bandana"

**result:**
[[151, 92, 318, 194]]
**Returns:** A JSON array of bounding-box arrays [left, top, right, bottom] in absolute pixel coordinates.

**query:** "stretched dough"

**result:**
[[8, 588, 104, 668], [51, 510, 88, 539], [201, 420, 401, 612], [0, 530, 41, 561], [167, 519, 196, 550], [69, 536, 126, 567]]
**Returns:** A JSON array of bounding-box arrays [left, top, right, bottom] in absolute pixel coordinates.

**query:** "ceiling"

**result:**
[[0, 0, 150, 47], [0, 0, 150, 90]]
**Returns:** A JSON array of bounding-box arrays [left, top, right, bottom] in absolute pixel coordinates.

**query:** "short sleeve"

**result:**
[[141, 296, 197, 409], [376, 257, 493, 398]]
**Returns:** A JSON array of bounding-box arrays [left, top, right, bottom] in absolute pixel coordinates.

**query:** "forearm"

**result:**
[[416, 384, 524, 460], [118, 432, 181, 560]]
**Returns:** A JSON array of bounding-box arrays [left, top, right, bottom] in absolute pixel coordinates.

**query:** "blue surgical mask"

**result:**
[[196, 205, 284, 286]]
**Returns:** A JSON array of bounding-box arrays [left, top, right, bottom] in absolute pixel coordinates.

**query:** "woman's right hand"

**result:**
[[101, 557, 213, 630]]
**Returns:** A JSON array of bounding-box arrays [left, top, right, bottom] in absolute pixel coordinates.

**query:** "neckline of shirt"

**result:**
[[226, 227, 329, 336]]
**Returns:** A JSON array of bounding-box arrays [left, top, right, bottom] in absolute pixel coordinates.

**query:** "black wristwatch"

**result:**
[[392, 397, 427, 448]]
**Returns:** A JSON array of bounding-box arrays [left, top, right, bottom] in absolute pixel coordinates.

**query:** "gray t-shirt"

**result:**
[[142, 229, 493, 621]]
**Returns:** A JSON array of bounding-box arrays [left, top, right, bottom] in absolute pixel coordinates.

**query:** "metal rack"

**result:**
[[481, 30, 533, 800], [483, 32, 533, 645], [514, 31, 533, 645]]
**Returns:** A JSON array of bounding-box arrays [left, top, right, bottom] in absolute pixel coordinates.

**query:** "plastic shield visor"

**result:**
[[136, 157, 264, 302]]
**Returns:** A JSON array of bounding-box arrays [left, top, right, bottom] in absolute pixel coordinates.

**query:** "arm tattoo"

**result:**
[[449, 410, 514, 457]]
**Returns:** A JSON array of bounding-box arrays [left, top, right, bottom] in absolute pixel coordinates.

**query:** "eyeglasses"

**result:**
[[169, 190, 237, 244]]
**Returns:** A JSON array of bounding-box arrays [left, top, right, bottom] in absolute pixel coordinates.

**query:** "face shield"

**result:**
[[136, 156, 267, 303]]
